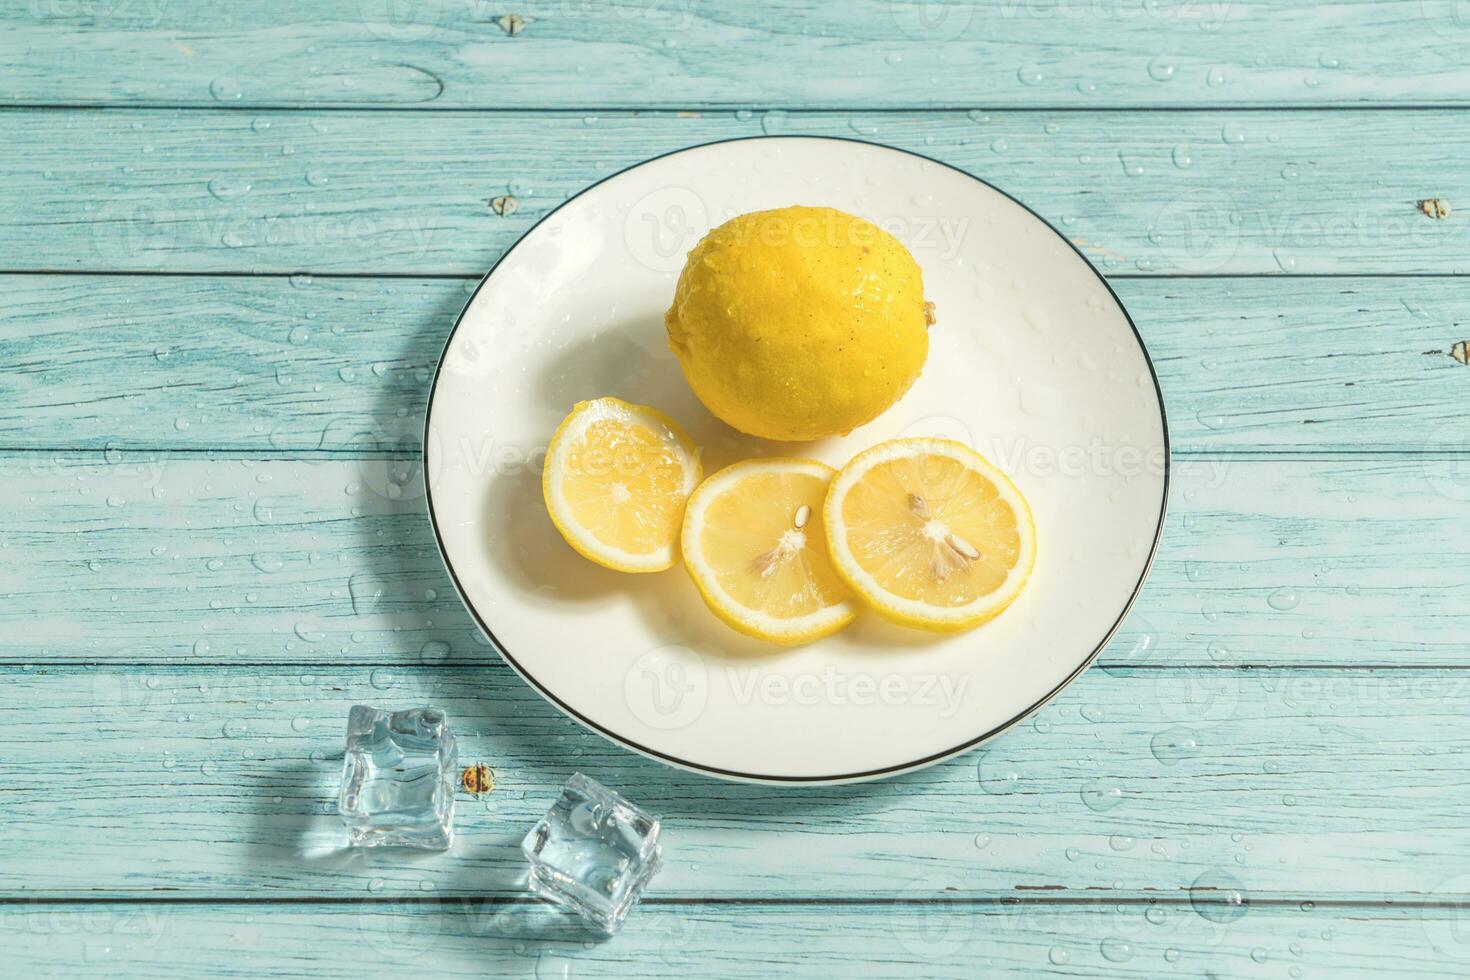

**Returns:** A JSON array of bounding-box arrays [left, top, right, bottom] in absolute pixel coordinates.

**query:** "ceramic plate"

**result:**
[[424, 137, 1168, 784]]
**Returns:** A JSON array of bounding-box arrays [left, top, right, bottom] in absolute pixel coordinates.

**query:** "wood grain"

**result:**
[[8, 662, 1470, 901], [7, 1, 1470, 110], [6, 109, 1469, 275], [4, 275, 1468, 454], [3, 901, 1462, 977], [2, 455, 1466, 667]]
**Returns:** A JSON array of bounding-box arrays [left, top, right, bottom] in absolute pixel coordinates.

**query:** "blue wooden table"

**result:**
[[4, 2, 1470, 975]]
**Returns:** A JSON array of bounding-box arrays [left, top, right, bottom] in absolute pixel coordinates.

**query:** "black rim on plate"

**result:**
[[422, 135, 1171, 784]]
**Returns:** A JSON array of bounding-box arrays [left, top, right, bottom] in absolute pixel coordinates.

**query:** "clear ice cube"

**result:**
[[522, 773, 662, 935], [338, 705, 457, 849]]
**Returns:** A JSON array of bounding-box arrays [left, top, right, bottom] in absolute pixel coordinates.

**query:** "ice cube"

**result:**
[[522, 773, 662, 935], [338, 705, 457, 849]]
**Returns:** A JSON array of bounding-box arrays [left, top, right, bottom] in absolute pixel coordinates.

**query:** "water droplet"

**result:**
[[1100, 938, 1134, 962], [419, 640, 450, 665], [1117, 152, 1144, 177], [370, 668, 398, 690], [222, 719, 250, 738], [1171, 145, 1193, 168], [1017, 66, 1044, 86], [1151, 727, 1202, 765], [305, 169, 329, 187], [1272, 248, 1297, 272], [1081, 778, 1125, 811], [1145, 906, 1167, 925], [1108, 835, 1135, 852], [848, 118, 879, 137], [1221, 122, 1247, 144], [976, 752, 1023, 794], [250, 553, 284, 573], [105, 495, 124, 507], [288, 326, 310, 345], [207, 177, 252, 200], [209, 77, 243, 102], [368, 878, 385, 893], [1048, 947, 1070, 965], [1164, 948, 1181, 962], [1267, 587, 1300, 611], [293, 622, 325, 643], [1147, 57, 1176, 82], [990, 138, 1008, 153], [291, 716, 311, 732], [760, 110, 788, 135], [250, 117, 272, 132], [253, 497, 280, 523], [1206, 66, 1228, 88], [1189, 869, 1250, 922], [1196, 409, 1226, 430], [1251, 947, 1268, 963], [966, 110, 990, 124], [534, 954, 574, 980]]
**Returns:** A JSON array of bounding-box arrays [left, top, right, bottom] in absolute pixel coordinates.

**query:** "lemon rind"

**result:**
[[542, 397, 702, 574], [824, 438, 1037, 633], [682, 458, 858, 645]]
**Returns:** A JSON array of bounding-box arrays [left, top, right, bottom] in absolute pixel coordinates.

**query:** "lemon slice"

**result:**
[[542, 397, 702, 573], [682, 459, 858, 645], [824, 438, 1036, 633]]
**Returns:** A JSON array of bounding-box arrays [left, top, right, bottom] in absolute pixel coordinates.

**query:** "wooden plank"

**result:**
[[7, 0, 1470, 110], [5, 109, 1469, 275], [4, 274, 1468, 454], [3, 455, 1466, 667], [7, 661, 1470, 900], [0, 901, 1459, 978]]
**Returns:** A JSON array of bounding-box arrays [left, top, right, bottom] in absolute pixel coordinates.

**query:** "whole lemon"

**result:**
[[664, 206, 930, 442]]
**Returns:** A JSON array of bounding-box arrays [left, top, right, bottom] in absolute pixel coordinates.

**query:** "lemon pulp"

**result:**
[[682, 458, 856, 644], [542, 398, 701, 573], [824, 438, 1036, 632]]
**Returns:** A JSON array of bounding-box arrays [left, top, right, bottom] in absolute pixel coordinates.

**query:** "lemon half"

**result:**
[[824, 438, 1036, 632], [542, 397, 702, 573], [682, 458, 858, 644]]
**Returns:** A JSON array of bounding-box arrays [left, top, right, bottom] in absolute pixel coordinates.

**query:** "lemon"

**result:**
[[542, 397, 702, 573], [824, 438, 1036, 633], [681, 458, 858, 644], [665, 206, 931, 442]]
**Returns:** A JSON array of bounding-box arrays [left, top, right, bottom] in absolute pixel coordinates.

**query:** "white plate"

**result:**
[[424, 137, 1168, 784]]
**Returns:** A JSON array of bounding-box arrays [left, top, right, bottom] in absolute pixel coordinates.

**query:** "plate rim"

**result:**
[[422, 134, 1172, 785]]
